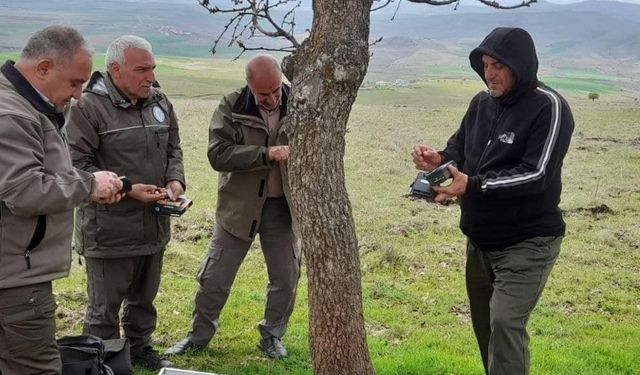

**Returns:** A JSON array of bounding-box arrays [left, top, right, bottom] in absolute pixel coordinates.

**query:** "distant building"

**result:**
[[394, 79, 409, 87]]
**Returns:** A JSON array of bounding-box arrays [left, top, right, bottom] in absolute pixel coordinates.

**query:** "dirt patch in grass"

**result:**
[[561, 300, 576, 315], [574, 131, 640, 146], [386, 220, 430, 236], [172, 220, 212, 243], [582, 136, 640, 146], [564, 204, 615, 218], [451, 304, 471, 323], [55, 291, 87, 333]]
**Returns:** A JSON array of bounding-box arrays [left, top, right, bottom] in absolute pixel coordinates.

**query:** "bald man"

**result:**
[[166, 55, 299, 359]]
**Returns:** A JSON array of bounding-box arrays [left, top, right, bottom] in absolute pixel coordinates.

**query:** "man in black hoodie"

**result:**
[[412, 28, 573, 374]]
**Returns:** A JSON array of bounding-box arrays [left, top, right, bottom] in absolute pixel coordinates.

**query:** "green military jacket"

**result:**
[[66, 72, 185, 258], [209, 85, 294, 241]]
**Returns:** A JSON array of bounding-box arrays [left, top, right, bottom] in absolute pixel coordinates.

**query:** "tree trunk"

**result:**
[[283, 1, 375, 374]]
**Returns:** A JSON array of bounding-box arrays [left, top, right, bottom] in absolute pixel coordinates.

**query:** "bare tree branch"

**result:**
[[391, 0, 403, 20], [369, 36, 384, 48], [404, 0, 458, 5], [201, 0, 539, 57], [371, 0, 395, 12], [198, 0, 303, 56], [231, 40, 296, 60], [475, 0, 537, 10], [406, 0, 538, 9]]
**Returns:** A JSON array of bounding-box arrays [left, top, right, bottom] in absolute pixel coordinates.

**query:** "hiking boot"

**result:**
[[131, 346, 174, 370], [164, 338, 207, 356], [258, 337, 288, 359]]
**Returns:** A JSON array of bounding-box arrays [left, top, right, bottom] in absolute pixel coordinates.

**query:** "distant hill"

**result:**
[[1, 0, 639, 81], [367, 0, 640, 78]]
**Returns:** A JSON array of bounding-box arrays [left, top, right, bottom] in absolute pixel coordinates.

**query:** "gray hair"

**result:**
[[21, 26, 93, 65], [106, 35, 153, 69], [246, 54, 281, 82]]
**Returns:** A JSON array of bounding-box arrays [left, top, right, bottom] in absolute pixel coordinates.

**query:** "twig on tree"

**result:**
[[369, 36, 384, 48], [371, 0, 395, 12], [406, 0, 537, 9], [199, 0, 302, 56], [201, 0, 538, 58]]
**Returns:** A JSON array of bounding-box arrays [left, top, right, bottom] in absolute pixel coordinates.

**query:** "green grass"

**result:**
[[543, 77, 617, 96], [44, 57, 640, 374]]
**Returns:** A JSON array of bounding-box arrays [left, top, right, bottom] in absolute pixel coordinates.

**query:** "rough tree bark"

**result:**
[[282, 1, 375, 374]]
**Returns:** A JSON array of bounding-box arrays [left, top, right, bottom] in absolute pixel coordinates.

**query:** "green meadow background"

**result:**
[[3, 52, 638, 374]]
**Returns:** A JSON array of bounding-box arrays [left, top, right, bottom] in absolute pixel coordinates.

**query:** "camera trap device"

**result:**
[[409, 161, 455, 200], [152, 196, 193, 217]]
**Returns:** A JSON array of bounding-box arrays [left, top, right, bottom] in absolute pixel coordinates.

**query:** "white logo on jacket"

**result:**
[[498, 131, 515, 144], [152, 106, 166, 122]]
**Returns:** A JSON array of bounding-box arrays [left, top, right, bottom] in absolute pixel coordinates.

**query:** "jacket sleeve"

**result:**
[[0, 114, 94, 216], [466, 94, 574, 198], [207, 95, 271, 172], [165, 101, 186, 188], [66, 100, 101, 174]]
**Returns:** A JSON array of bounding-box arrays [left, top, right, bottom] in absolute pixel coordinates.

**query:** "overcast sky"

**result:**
[[389, 0, 640, 13]]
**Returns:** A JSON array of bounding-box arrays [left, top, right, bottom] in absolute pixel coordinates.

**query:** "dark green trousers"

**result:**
[[188, 197, 300, 345], [83, 251, 164, 353], [0, 282, 60, 375], [466, 236, 562, 375]]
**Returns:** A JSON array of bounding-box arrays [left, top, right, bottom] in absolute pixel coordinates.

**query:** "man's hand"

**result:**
[[268, 146, 290, 163], [412, 144, 442, 171], [165, 180, 185, 201], [128, 184, 167, 203], [91, 171, 124, 204], [432, 165, 468, 204]]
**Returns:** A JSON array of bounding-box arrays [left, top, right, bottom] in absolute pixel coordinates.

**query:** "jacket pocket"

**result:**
[[0, 203, 39, 256], [95, 206, 145, 247]]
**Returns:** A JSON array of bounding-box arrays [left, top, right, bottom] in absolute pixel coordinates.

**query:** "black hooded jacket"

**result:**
[[440, 27, 574, 248]]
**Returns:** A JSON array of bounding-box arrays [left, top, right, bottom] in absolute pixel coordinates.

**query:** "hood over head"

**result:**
[[469, 27, 539, 103]]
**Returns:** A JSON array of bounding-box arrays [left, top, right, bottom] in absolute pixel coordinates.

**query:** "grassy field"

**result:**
[[8, 54, 636, 374]]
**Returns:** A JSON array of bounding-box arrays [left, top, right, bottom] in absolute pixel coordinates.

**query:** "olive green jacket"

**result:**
[[209, 85, 293, 241], [66, 72, 185, 258]]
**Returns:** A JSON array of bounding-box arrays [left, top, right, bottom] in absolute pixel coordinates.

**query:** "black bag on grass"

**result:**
[[103, 338, 132, 375], [57, 335, 132, 375]]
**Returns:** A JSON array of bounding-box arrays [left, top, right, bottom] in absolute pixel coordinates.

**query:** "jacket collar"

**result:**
[[232, 84, 289, 120], [1, 60, 65, 128], [85, 71, 162, 109]]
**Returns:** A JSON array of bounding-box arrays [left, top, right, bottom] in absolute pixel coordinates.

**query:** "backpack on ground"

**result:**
[[57, 335, 132, 375]]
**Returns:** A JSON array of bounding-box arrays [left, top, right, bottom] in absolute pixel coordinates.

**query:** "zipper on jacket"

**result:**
[[473, 103, 505, 175], [140, 108, 152, 180], [25, 250, 31, 269]]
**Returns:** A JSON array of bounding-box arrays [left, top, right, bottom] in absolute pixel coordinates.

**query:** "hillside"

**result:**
[[1, 0, 639, 91]]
